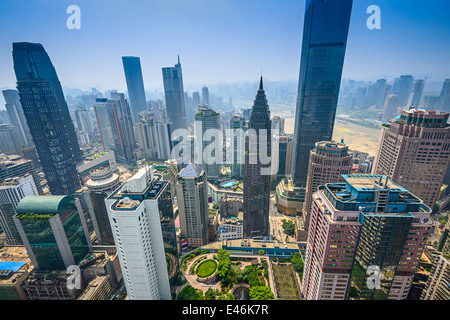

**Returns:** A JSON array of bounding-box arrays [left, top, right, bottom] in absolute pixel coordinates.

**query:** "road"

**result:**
[[269, 193, 295, 242]]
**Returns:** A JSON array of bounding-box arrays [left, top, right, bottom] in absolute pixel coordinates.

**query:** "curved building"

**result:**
[[85, 166, 120, 244]]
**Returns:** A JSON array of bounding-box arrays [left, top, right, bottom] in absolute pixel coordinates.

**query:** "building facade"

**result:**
[[303, 141, 352, 230], [176, 163, 209, 249], [105, 166, 178, 300], [373, 109, 450, 210], [302, 175, 433, 300], [122, 56, 147, 123], [290, 0, 353, 189], [243, 78, 271, 239], [13, 195, 92, 271], [194, 106, 222, 180], [162, 56, 187, 132]]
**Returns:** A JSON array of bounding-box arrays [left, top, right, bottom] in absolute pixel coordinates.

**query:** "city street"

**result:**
[[269, 193, 295, 242]]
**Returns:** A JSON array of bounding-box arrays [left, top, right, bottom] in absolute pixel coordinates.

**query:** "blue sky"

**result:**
[[0, 0, 450, 93]]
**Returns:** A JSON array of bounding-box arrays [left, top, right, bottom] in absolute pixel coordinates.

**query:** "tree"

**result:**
[[249, 286, 274, 300], [216, 293, 235, 300], [258, 249, 265, 255], [281, 219, 295, 236], [216, 249, 236, 289], [205, 288, 215, 300]]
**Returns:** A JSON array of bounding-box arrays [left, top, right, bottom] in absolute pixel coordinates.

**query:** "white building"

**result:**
[[105, 166, 177, 300], [0, 174, 40, 245], [218, 218, 243, 241]]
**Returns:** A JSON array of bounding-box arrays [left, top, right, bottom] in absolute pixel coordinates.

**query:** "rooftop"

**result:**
[[16, 195, 74, 216], [179, 163, 204, 178]]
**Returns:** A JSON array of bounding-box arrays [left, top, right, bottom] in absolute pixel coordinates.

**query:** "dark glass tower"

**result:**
[[243, 78, 271, 238], [12, 42, 82, 195], [162, 56, 187, 132], [291, 0, 353, 188], [122, 56, 147, 123]]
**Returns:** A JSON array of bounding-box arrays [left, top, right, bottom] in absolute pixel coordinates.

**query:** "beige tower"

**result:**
[[373, 109, 450, 209], [303, 140, 353, 231], [176, 163, 209, 249]]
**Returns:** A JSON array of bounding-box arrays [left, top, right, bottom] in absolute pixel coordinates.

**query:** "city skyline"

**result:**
[[0, 0, 450, 97]]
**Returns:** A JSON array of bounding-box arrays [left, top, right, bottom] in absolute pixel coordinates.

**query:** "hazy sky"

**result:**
[[1, 0, 450, 93]]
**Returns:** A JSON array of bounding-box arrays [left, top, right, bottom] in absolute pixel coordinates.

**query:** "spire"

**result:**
[[259, 76, 263, 91], [178, 55, 180, 64]]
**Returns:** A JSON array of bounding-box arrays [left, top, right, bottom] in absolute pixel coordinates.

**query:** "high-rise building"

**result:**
[[230, 114, 245, 178], [303, 140, 352, 229], [421, 254, 450, 300], [291, 0, 353, 190], [106, 166, 178, 300], [271, 116, 285, 135], [85, 166, 120, 244], [373, 109, 450, 210], [438, 79, 450, 113], [162, 56, 187, 132], [94, 94, 136, 165], [393, 75, 414, 107], [202, 86, 210, 107], [0, 174, 40, 245], [407, 79, 425, 109], [302, 174, 433, 300], [2, 89, 33, 148], [13, 42, 82, 195], [243, 78, 271, 239], [272, 134, 293, 182], [13, 195, 92, 270], [122, 56, 147, 123], [194, 106, 222, 180], [73, 108, 94, 139], [176, 163, 209, 249], [0, 124, 21, 154], [382, 93, 400, 123], [134, 111, 172, 161], [0, 154, 42, 194], [12, 42, 82, 163]]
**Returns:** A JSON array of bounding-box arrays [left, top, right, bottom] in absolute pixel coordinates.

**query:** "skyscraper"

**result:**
[[381, 93, 400, 123], [392, 75, 414, 107], [162, 56, 187, 132], [302, 140, 352, 229], [13, 195, 92, 271], [202, 86, 210, 107], [407, 79, 425, 109], [85, 166, 120, 245], [243, 78, 271, 239], [0, 174, 40, 245], [230, 114, 245, 178], [94, 94, 136, 165], [438, 79, 450, 113], [176, 163, 209, 249], [2, 89, 33, 148], [290, 0, 353, 189], [302, 175, 433, 300], [122, 56, 147, 123], [13, 42, 82, 195], [373, 109, 450, 210], [106, 166, 178, 299], [13, 42, 82, 163], [194, 106, 222, 180]]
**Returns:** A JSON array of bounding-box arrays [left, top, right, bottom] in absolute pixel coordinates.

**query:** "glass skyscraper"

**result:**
[[12, 42, 82, 195], [291, 0, 353, 188], [122, 56, 147, 123], [162, 56, 187, 132], [243, 78, 271, 239]]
